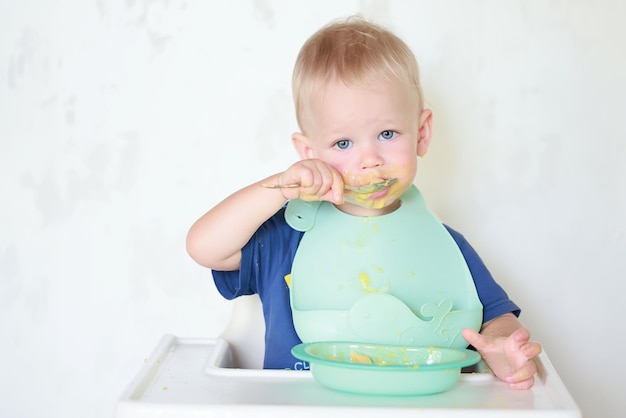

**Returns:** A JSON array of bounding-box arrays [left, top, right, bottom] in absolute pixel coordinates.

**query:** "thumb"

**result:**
[[462, 328, 487, 350]]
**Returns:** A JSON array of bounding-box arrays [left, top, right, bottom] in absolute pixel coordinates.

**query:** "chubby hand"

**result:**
[[277, 159, 345, 204], [462, 326, 542, 390]]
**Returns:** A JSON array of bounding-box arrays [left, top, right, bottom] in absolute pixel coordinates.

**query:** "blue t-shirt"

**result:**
[[212, 207, 520, 370]]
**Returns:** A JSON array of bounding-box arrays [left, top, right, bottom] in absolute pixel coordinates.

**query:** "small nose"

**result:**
[[359, 145, 384, 170]]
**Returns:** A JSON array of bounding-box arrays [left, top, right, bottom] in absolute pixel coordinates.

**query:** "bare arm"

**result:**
[[480, 312, 524, 337], [186, 160, 345, 271], [186, 173, 288, 271]]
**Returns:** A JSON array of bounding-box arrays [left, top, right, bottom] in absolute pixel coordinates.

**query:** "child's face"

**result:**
[[295, 77, 431, 215]]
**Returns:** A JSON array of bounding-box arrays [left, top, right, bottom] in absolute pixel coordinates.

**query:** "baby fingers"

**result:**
[[505, 359, 538, 389], [508, 375, 536, 390], [523, 341, 543, 359], [300, 169, 343, 203]]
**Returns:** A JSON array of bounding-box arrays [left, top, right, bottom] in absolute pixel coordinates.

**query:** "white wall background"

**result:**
[[1, 1, 624, 417]]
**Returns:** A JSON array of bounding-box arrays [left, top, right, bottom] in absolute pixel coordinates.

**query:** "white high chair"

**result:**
[[116, 294, 581, 417], [217, 295, 266, 369]]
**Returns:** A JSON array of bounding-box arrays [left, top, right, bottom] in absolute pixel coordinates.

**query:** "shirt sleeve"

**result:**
[[444, 225, 521, 322], [210, 226, 260, 300], [211, 207, 302, 300], [210, 207, 305, 370]]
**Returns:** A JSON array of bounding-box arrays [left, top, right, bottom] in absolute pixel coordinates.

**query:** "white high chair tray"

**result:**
[[116, 334, 580, 418]]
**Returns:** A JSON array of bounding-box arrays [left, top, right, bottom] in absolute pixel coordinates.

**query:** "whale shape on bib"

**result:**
[[286, 185, 482, 348]]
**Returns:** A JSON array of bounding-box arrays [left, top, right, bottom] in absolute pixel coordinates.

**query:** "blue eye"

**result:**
[[379, 130, 397, 141], [334, 139, 352, 150]]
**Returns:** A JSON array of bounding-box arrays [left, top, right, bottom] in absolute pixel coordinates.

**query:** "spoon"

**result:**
[[262, 178, 397, 194]]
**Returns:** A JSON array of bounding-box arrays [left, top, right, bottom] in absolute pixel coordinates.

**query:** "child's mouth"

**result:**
[[344, 180, 395, 208], [369, 185, 392, 200], [343, 177, 396, 193]]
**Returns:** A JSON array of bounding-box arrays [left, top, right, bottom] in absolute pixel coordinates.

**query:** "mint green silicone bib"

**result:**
[[286, 185, 482, 348]]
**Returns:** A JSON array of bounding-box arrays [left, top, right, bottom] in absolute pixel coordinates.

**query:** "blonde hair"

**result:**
[[292, 17, 424, 132]]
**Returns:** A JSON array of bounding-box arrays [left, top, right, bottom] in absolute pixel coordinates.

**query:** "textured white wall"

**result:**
[[1, 1, 624, 417]]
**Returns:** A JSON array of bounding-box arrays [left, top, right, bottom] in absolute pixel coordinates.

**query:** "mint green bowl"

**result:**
[[291, 341, 480, 396]]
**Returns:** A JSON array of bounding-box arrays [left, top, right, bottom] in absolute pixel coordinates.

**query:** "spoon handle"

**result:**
[[261, 183, 301, 189], [261, 178, 396, 194]]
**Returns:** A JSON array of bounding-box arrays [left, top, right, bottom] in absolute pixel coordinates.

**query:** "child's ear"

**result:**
[[416, 109, 433, 157], [292, 132, 315, 160]]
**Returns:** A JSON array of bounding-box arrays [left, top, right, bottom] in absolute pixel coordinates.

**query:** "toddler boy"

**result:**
[[187, 17, 541, 389]]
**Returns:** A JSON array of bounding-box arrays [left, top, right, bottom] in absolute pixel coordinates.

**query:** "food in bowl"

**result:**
[[292, 341, 481, 396]]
